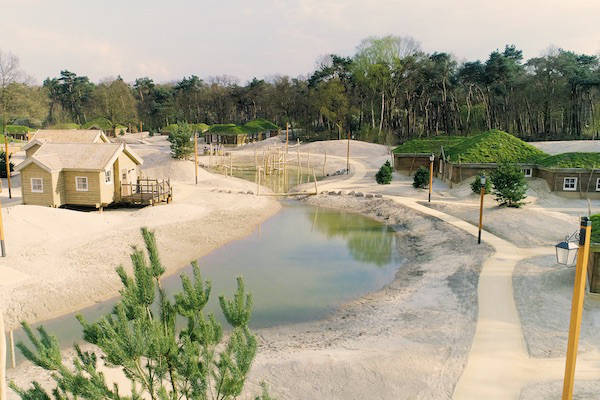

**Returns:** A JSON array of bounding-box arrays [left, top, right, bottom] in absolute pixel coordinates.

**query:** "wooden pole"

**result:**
[[229, 153, 232, 176], [0, 312, 6, 400], [0, 195, 5, 257], [4, 133, 11, 199], [323, 151, 327, 176], [478, 185, 485, 244], [428, 157, 434, 203], [194, 133, 198, 184], [312, 168, 318, 194], [562, 217, 593, 400], [286, 123, 289, 154], [257, 167, 261, 196], [346, 132, 350, 174]]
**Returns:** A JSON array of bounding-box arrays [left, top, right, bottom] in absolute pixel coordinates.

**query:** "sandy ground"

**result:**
[[530, 140, 600, 155], [0, 137, 281, 330], [5, 137, 600, 399]]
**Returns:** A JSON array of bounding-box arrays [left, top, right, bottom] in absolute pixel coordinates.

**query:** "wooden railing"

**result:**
[[121, 178, 172, 205]]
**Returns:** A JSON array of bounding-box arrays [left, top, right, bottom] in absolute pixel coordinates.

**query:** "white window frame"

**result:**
[[563, 177, 577, 191], [75, 176, 89, 192], [30, 178, 43, 193], [596, 178, 600, 192], [105, 169, 112, 184], [522, 168, 532, 178]]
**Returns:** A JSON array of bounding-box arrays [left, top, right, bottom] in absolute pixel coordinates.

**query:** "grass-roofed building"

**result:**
[[393, 130, 600, 197], [204, 119, 279, 146]]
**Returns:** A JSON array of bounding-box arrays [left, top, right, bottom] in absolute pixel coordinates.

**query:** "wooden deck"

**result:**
[[121, 178, 172, 206]]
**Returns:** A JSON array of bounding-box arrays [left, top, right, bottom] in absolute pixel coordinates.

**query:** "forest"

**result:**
[[1, 35, 600, 144]]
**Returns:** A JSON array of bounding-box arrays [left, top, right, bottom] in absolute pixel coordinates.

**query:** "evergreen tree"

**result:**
[[0, 151, 13, 178], [168, 122, 194, 159], [10, 228, 272, 400], [470, 173, 491, 194], [375, 160, 393, 184], [412, 166, 429, 189], [490, 162, 528, 207]]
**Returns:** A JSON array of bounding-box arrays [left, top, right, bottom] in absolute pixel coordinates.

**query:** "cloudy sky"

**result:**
[[2, 0, 599, 84]]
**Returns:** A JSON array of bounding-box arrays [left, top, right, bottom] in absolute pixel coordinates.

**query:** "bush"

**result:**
[[375, 160, 393, 184], [470, 173, 492, 194], [413, 166, 430, 189], [0, 151, 14, 178], [168, 122, 194, 159], [490, 162, 528, 207]]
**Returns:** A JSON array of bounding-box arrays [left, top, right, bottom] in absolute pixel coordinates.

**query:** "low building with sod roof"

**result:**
[[15, 142, 145, 208], [23, 129, 109, 158]]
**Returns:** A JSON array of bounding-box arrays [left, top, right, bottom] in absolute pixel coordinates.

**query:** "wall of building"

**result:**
[[63, 170, 102, 206], [20, 164, 56, 207], [393, 154, 432, 174]]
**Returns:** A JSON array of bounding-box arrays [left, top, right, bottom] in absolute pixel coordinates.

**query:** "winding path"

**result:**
[[315, 153, 600, 399]]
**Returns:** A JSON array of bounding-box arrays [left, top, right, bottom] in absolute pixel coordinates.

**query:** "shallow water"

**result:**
[[11, 202, 403, 361]]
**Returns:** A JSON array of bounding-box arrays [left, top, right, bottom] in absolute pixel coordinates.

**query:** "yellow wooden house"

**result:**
[[15, 142, 143, 208]]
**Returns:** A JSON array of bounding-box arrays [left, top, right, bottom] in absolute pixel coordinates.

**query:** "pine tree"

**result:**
[[375, 160, 393, 184], [490, 161, 528, 207], [10, 228, 272, 400]]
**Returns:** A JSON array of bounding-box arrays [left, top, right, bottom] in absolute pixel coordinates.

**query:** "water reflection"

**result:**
[[309, 208, 398, 267]]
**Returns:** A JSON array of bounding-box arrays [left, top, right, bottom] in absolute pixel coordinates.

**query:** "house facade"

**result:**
[[16, 142, 143, 208]]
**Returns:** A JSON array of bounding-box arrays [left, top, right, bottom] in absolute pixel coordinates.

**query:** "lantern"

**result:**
[[555, 239, 579, 266]]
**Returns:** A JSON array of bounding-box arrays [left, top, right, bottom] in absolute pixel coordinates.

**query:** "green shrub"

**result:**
[[413, 166, 429, 189], [0, 151, 13, 178], [490, 162, 528, 207], [470, 173, 492, 194], [591, 214, 600, 244], [375, 160, 393, 184], [168, 122, 194, 159]]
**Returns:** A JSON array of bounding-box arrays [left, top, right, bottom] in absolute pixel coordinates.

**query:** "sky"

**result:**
[[1, 0, 599, 84]]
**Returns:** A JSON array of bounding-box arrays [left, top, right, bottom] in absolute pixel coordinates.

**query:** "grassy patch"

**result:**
[[444, 130, 547, 163], [83, 117, 113, 131], [242, 118, 278, 133], [393, 135, 467, 154], [47, 122, 81, 129], [207, 124, 247, 135], [538, 153, 600, 169]]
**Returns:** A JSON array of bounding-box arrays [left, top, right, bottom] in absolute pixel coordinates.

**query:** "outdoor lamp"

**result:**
[[480, 176, 486, 186], [555, 237, 579, 266], [429, 154, 435, 162]]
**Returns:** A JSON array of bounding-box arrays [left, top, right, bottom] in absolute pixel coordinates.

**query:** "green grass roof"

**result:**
[[538, 153, 600, 169], [47, 122, 81, 130], [393, 135, 467, 154], [242, 118, 278, 133], [83, 117, 113, 131], [191, 123, 210, 133], [5, 125, 32, 134], [206, 124, 248, 135]]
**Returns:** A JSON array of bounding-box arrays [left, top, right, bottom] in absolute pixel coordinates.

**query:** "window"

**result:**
[[31, 178, 43, 193], [596, 178, 600, 192], [75, 176, 89, 192], [523, 168, 532, 177], [105, 169, 112, 184], [563, 177, 577, 191]]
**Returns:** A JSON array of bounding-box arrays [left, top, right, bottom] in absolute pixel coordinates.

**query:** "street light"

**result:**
[[428, 154, 434, 203], [478, 175, 486, 244], [559, 217, 592, 400]]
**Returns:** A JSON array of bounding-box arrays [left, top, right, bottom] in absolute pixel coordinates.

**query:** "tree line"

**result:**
[[1, 36, 600, 144]]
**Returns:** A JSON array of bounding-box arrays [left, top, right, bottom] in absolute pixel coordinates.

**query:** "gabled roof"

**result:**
[[15, 143, 143, 173], [23, 129, 108, 151]]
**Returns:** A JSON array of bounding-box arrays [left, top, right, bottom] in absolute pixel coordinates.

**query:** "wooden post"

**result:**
[[428, 156, 434, 203], [229, 153, 232, 176], [478, 185, 485, 244], [312, 168, 318, 194], [562, 217, 593, 400], [257, 167, 261, 196], [286, 123, 289, 154], [194, 133, 198, 184], [346, 132, 350, 174], [323, 151, 327, 176], [0, 195, 5, 257], [0, 312, 7, 400], [4, 135, 11, 199]]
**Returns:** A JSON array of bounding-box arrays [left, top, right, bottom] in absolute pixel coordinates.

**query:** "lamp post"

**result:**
[[556, 217, 592, 400], [428, 153, 434, 203], [478, 176, 486, 244]]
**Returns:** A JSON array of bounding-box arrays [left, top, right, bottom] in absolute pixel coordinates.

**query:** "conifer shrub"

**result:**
[[0, 151, 14, 178], [10, 228, 274, 400], [470, 173, 492, 194], [168, 122, 194, 159], [413, 166, 429, 189], [375, 160, 393, 184], [490, 161, 528, 207]]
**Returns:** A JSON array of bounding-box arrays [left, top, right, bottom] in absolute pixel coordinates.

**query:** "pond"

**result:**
[[11, 202, 403, 361]]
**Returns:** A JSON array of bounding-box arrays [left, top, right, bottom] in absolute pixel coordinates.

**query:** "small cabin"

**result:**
[[15, 142, 144, 208], [23, 129, 109, 158]]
